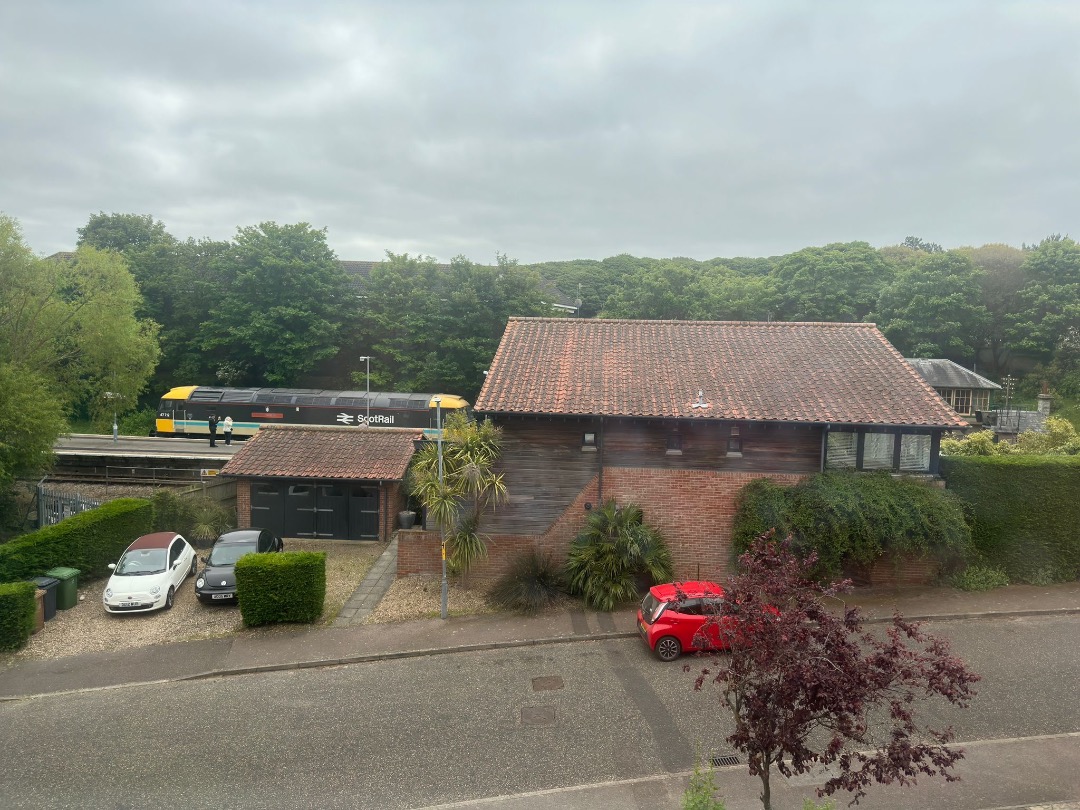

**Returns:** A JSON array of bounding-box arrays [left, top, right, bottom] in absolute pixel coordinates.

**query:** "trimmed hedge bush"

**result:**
[[235, 551, 326, 627], [941, 455, 1080, 583], [732, 471, 972, 579], [0, 581, 37, 651], [0, 498, 153, 583]]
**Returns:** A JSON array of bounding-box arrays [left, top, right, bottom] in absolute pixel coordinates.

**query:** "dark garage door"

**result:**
[[257, 479, 380, 540]]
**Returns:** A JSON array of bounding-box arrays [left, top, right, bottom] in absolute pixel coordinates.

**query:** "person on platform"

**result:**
[[208, 412, 219, 447], [223, 415, 233, 445]]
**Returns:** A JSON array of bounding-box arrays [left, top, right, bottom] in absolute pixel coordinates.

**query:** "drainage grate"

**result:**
[[520, 706, 556, 727], [710, 755, 740, 767]]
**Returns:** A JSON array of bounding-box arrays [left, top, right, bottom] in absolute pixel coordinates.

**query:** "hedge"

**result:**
[[235, 551, 326, 627], [732, 471, 972, 579], [0, 498, 153, 583], [0, 581, 37, 651], [941, 455, 1080, 583]]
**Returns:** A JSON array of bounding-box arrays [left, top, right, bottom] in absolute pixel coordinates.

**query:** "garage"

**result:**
[[222, 424, 424, 542]]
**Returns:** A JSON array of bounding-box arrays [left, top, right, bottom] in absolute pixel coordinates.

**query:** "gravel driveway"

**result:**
[[4, 539, 386, 663]]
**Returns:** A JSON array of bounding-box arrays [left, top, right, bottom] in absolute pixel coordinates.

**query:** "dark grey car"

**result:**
[[195, 528, 283, 604]]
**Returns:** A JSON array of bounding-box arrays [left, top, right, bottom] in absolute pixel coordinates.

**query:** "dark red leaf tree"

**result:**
[[691, 533, 980, 809]]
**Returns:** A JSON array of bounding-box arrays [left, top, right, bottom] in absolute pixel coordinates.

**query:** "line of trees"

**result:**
[[3, 209, 1078, 529]]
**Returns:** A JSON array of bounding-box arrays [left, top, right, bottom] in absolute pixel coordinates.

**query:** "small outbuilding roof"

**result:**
[[220, 425, 423, 481], [905, 358, 1002, 391], [475, 318, 968, 429]]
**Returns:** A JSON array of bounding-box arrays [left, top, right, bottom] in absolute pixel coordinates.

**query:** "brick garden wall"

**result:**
[[235, 480, 251, 528], [396, 467, 806, 585]]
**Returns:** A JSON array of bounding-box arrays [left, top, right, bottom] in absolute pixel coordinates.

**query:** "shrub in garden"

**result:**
[[732, 472, 971, 580], [150, 490, 233, 547], [0, 581, 37, 651], [0, 498, 152, 582], [235, 551, 326, 627], [489, 549, 565, 614], [950, 564, 1009, 592], [565, 500, 674, 611]]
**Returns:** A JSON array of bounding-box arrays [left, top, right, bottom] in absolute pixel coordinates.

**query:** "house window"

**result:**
[[972, 391, 991, 413], [727, 425, 743, 457], [666, 426, 683, 455], [862, 432, 894, 469], [826, 431, 858, 469], [899, 434, 931, 472], [936, 387, 973, 415], [581, 432, 598, 452]]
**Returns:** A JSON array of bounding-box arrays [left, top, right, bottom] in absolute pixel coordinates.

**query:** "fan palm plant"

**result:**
[[565, 500, 674, 611]]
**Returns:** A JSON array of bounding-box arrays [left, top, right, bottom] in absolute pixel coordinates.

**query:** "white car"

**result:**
[[103, 532, 197, 613]]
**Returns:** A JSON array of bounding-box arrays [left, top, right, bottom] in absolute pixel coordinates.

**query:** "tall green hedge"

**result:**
[[235, 551, 326, 627], [732, 471, 972, 578], [0, 498, 153, 583], [941, 455, 1080, 583], [0, 581, 36, 651]]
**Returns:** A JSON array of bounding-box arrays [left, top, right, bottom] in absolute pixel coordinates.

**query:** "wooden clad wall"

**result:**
[[484, 419, 600, 535]]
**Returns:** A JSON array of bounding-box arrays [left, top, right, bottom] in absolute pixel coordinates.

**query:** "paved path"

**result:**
[[331, 534, 398, 626]]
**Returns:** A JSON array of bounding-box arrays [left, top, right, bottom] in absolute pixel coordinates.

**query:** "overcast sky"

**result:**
[[2, 1, 1078, 264]]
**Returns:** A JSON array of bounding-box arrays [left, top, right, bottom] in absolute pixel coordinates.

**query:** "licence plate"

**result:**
[[211, 593, 234, 600], [119, 602, 140, 607]]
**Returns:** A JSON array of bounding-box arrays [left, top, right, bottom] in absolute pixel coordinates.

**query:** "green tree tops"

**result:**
[[202, 222, 352, 385]]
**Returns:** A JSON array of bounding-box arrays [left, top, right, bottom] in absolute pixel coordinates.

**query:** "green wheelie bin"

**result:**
[[45, 567, 81, 610]]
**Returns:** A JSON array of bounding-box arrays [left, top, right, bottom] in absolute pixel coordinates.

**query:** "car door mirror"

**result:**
[[108, 563, 116, 570]]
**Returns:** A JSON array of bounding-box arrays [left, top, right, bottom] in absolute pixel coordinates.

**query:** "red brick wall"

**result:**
[[866, 554, 939, 587], [235, 480, 251, 528], [395, 467, 806, 584]]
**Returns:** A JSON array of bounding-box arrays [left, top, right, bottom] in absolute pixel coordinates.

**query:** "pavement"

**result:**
[[4, 540, 1080, 810]]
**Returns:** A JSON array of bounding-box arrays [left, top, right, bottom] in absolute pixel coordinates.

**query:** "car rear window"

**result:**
[[640, 592, 668, 624], [207, 541, 258, 566]]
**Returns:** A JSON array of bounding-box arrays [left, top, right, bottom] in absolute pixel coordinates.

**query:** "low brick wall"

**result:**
[[864, 554, 940, 587], [396, 467, 807, 585]]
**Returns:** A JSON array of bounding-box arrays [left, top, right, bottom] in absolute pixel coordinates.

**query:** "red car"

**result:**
[[637, 580, 739, 661]]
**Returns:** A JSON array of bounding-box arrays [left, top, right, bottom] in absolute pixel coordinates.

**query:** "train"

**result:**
[[154, 386, 470, 439]]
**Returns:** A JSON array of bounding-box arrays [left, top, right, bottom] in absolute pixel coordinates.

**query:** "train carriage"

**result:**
[[155, 386, 469, 439]]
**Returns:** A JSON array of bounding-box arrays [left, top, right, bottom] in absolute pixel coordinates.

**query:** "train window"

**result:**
[[335, 397, 368, 407], [219, 389, 259, 403], [189, 389, 225, 402], [408, 399, 428, 409], [389, 398, 410, 409], [254, 393, 279, 404], [293, 395, 334, 405]]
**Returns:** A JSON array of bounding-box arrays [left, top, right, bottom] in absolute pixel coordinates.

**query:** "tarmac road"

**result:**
[[2, 614, 1080, 810]]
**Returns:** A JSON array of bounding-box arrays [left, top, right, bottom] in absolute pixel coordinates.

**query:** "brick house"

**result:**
[[400, 318, 968, 585], [221, 425, 423, 541]]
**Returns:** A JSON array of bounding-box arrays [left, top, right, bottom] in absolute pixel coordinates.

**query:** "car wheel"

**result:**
[[165, 586, 175, 610], [654, 636, 682, 662]]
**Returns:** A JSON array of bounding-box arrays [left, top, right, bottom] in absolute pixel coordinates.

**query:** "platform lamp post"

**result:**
[[434, 395, 449, 619], [357, 356, 370, 425], [104, 391, 122, 444]]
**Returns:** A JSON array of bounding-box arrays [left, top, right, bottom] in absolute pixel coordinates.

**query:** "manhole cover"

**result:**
[[711, 755, 740, 767], [520, 706, 556, 727], [532, 676, 564, 691]]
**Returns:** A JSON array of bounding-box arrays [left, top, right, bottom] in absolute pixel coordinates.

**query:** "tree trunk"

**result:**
[[759, 759, 772, 810]]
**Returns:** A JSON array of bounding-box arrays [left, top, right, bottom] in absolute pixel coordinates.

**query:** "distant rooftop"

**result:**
[[905, 358, 1001, 391]]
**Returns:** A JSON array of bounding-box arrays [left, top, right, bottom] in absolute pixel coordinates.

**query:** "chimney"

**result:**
[[1038, 380, 1052, 416]]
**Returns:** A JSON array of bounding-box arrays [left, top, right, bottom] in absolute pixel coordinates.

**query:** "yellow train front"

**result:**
[[155, 386, 469, 439]]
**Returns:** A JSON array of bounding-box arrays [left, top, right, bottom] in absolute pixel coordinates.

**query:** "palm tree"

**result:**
[[565, 500, 674, 611], [407, 412, 508, 575]]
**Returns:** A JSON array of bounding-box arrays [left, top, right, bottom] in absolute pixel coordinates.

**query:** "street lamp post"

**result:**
[[104, 392, 121, 444], [434, 395, 448, 620], [357, 356, 371, 425]]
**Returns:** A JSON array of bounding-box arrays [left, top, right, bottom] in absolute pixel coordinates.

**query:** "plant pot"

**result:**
[[398, 511, 416, 529]]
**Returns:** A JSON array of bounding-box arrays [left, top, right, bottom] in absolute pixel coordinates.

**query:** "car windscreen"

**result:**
[[640, 593, 668, 624], [207, 541, 258, 567], [115, 548, 167, 575]]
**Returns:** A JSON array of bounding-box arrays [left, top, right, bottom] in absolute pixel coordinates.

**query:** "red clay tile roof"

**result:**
[[220, 425, 423, 480], [474, 318, 968, 428]]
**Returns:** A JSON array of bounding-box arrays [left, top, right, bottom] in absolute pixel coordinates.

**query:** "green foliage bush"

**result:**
[[682, 761, 727, 810], [235, 551, 326, 627], [732, 472, 972, 579], [0, 581, 36, 651], [150, 490, 233, 547], [0, 498, 153, 583], [941, 455, 1080, 583], [488, 549, 565, 614], [949, 564, 1010, 592], [565, 500, 674, 611]]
